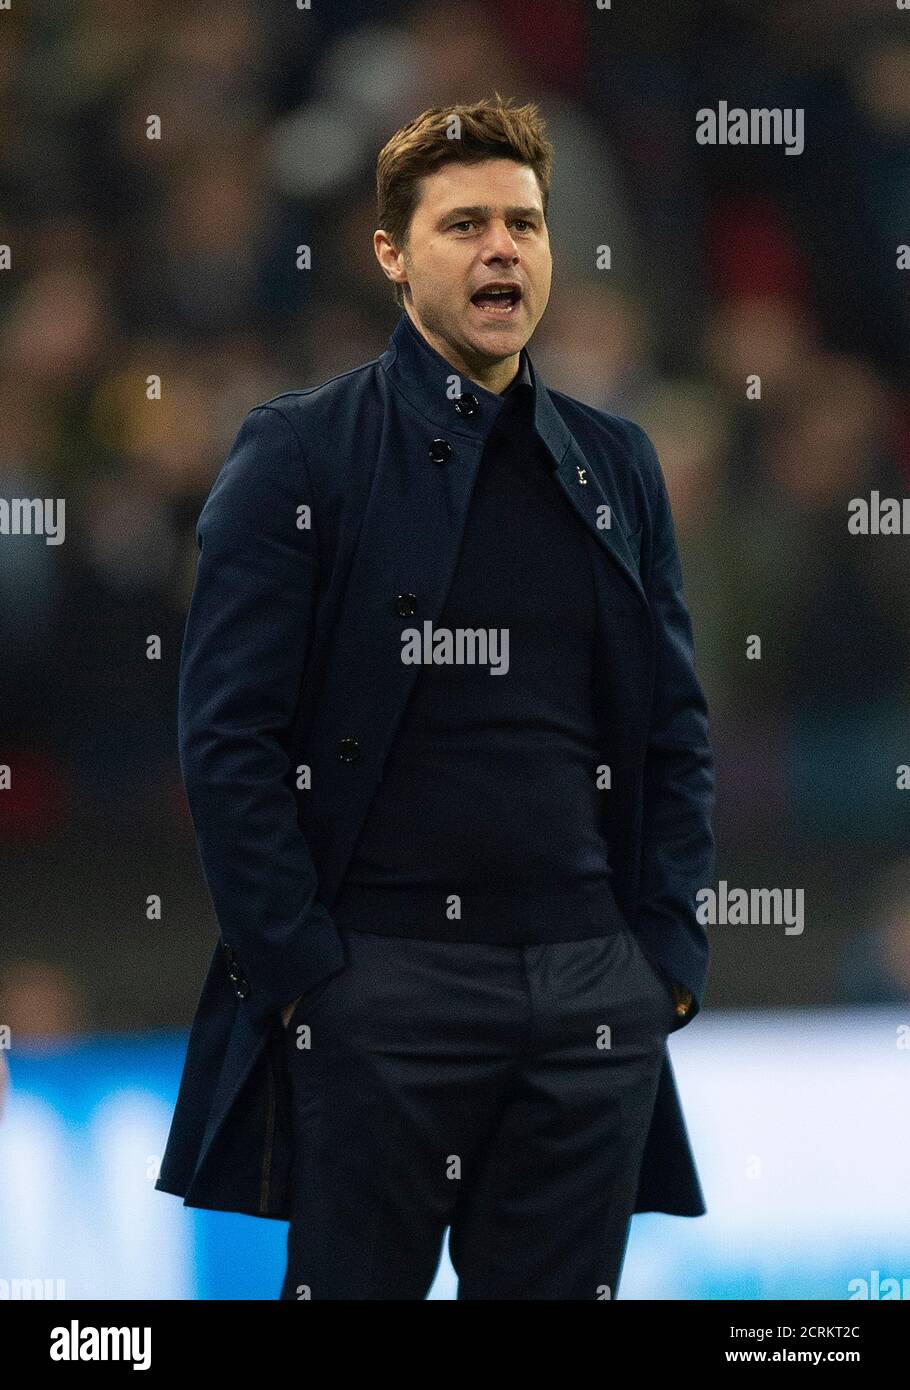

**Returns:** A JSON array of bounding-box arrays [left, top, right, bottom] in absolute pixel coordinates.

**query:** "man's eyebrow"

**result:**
[[440, 205, 543, 223]]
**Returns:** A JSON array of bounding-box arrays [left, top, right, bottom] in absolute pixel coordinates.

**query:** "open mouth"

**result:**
[[470, 283, 523, 316]]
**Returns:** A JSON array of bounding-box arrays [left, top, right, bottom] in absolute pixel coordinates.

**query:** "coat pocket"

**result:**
[[282, 960, 349, 1038]]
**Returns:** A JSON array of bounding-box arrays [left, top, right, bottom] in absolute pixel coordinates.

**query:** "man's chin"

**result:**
[[460, 310, 527, 356]]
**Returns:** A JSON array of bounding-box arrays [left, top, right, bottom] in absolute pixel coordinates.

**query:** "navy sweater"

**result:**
[[331, 350, 625, 943]]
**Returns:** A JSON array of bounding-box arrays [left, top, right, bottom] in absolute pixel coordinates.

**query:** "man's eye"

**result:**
[[449, 218, 535, 233]]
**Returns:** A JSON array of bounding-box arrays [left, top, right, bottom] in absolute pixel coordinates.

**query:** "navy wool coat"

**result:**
[[155, 310, 716, 1221]]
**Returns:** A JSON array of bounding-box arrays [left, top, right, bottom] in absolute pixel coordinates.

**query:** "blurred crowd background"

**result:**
[[1, 0, 909, 1041]]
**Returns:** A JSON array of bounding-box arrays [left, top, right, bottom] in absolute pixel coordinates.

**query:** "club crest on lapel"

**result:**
[[531, 388, 648, 613]]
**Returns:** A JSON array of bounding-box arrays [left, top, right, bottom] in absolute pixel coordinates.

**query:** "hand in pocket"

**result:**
[[280, 996, 301, 1030], [280, 962, 348, 1033]]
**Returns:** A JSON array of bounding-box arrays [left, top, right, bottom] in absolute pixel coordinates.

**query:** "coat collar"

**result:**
[[503, 344, 533, 393], [378, 308, 648, 614], [380, 309, 541, 445]]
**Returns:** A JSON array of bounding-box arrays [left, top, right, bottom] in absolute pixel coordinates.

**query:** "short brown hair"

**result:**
[[376, 92, 554, 309]]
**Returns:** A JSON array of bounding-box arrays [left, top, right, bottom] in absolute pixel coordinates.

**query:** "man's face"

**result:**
[[375, 157, 552, 390]]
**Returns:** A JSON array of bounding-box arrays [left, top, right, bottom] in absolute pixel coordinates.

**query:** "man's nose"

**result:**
[[481, 223, 520, 260]]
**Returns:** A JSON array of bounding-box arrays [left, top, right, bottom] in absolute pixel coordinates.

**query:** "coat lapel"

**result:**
[[532, 385, 649, 614]]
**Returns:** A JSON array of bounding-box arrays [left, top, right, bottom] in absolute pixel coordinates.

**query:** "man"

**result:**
[[155, 95, 715, 1300]]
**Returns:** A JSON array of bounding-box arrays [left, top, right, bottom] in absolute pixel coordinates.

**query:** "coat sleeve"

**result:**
[[178, 404, 346, 1025], [632, 424, 716, 1019]]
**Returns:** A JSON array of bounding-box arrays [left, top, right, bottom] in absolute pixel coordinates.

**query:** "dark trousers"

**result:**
[[278, 923, 677, 1300]]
